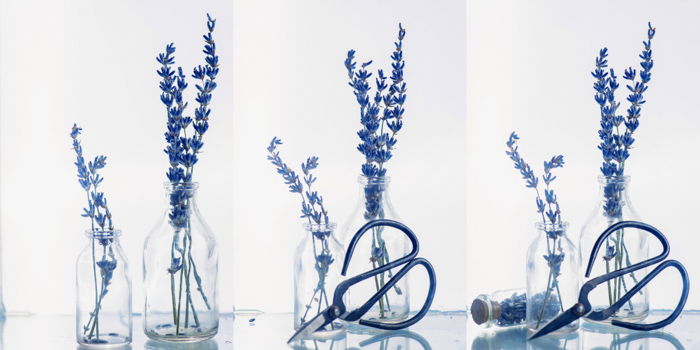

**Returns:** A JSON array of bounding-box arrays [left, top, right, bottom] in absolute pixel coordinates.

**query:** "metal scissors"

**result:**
[[288, 219, 437, 344], [529, 221, 689, 340]]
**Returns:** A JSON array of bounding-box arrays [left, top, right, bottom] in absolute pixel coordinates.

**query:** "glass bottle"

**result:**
[[76, 229, 132, 347], [339, 176, 409, 322], [526, 222, 579, 336], [470, 288, 526, 328], [143, 182, 219, 342], [294, 223, 345, 334], [579, 176, 649, 322]]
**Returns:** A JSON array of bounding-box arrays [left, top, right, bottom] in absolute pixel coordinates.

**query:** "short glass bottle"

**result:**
[[579, 176, 649, 322], [526, 222, 580, 336], [471, 288, 526, 328], [143, 182, 219, 342], [294, 223, 346, 337], [339, 176, 409, 322], [76, 230, 132, 347]]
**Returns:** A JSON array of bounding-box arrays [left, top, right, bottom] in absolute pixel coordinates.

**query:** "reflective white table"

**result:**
[[0, 310, 466, 349], [467, 310, 700, 350]]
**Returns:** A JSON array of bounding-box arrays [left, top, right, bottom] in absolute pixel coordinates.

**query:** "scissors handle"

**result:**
[[359, 257, 436, 330], [341, 219, 419, 276], [333, 219, 419, 319], [334, 219, 436, 328], [611, 260, 689, 331], [585, 221, 669, 280]]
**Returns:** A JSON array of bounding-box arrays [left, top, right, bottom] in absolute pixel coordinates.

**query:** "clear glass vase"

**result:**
[[526, 222, 580, 336], [143, 182, 219, 342], [76, 230, 132, 347], [579, 176, 649, 322], [293, 222, 346, 346], [339, 176, 409, 323], [471, 288, 526, 328]]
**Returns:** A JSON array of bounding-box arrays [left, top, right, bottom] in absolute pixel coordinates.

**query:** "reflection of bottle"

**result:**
[[470, 289, 526, 328]]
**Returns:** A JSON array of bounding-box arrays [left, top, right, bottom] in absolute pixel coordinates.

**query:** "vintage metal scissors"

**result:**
[[529, 221, 689, 340], [288, 219, 437, 344]]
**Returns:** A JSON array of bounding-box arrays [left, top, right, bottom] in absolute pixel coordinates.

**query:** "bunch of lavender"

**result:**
[[266, 137, 336, 327], [505, 132, 566, 328], [155, 13, 218, 335], [591, 22, 655, 308], [344, 23, 406, 318], [71, 124, 118, 344], [592, 22, 655, 217]]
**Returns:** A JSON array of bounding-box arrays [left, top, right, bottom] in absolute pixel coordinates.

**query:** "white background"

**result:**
[[0, 0, 234, 314], [467, 0, 699, 309], [232, 0, 466, 312], [0, 0, 467, 315]]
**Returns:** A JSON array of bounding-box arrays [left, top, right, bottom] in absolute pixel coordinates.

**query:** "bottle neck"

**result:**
[[597, 176, 631, 220], [358, 176, 392, 220], [304, 222, 337, 240], [535, 222, 569, 239], [164, 182, 200, 210], [164, 182, 200, 229], [85, 229, 121, 245]]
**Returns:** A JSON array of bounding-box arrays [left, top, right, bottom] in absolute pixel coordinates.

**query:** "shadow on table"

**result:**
[[78, 346, 132, 350], [471, 324, 683, 350], [144, 339, 218, 350]]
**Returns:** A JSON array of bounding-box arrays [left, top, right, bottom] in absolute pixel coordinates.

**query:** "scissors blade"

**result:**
[[528, 305, 582, 340], [287, 307, 335, 344]]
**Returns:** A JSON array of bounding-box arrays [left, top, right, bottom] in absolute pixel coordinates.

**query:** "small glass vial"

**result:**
[[76, 229, 132, 347], [470, 289, 526, 328]]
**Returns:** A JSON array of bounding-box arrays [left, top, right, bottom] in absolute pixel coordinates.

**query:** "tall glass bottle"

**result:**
[[293, 222, 346, 349], [143, 182, 219, 342], [526, 222, 579, 336], [339, 176, 409, 322], [579, 176, 649, 322], [76, 229, 132, 347]]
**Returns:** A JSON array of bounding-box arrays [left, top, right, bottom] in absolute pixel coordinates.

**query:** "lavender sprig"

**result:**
[[267, 137, 329, 226], [266, 137, 336, 326], [71, 124, 114, 232], [505, 132, 564, 227], [70, 124, 118, 342], [505, 132, 566, 327], [593, 22, 655, 179], [346, 23, 406, 177], [155, 14, 218, 336]]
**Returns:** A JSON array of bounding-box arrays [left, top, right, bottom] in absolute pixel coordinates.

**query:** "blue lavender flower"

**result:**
[[346, 23, 406, 178], [267, 137, 329, 226], [268, 137, 338, 326], [505, 132, 565, 226], [497, 292, 527, 327], [70, 124, 120, 341], [71, 124, 114, 232], [592, 23, 655, 219], [157, 14, 218, 229], [506, 132, 568, 327]]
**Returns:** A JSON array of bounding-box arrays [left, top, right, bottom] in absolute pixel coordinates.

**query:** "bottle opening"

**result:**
[[358, 175, 391, 185], [84, 229, 121, 238]]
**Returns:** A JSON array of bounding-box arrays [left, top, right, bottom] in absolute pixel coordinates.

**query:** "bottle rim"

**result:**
[[534, 221, 569, 231], [358, 175, 391, 185], [84, 228, 121, 238], [163, 181, 200, 190], [303, 222, 337, 232], [597, 175, 630, 184]]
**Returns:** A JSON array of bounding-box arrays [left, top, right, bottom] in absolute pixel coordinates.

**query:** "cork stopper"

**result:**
[[470, 296, 502, 326]]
